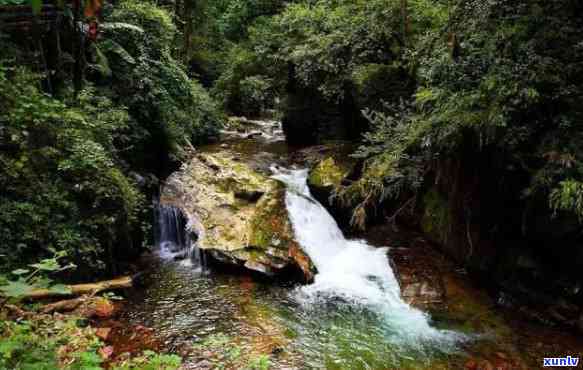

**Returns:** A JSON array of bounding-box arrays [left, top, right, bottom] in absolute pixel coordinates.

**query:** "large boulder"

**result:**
[[161, 151, 315, 281]]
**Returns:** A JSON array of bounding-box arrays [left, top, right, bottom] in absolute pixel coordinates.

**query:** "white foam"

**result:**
[[272, 167, 465, 343]]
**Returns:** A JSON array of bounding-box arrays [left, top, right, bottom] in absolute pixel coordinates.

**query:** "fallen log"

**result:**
[[5, 304, 35, 319], [41, 297, 87, 314], [26, 276, 133, 300], [40, 295, 118, 319]]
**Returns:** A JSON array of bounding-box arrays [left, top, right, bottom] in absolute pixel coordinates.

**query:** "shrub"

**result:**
[[342, 0, 583, 229], [239, 75, 275, 117], [100, 0, 224, 162], [0, 65, 144, 273]]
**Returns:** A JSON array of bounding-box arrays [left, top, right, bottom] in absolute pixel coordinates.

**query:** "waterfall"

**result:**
[[272, 167, 462, 344], [154, 203, 204, 268]]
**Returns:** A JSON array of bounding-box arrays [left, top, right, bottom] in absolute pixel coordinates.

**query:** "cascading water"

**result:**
[[154, 203, 204, 268], [120, 123, 568, 369], [272, 167, 464, 346]]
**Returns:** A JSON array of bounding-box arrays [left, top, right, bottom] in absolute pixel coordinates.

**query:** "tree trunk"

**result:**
[[400, 0, 409, 46], [25, 276, 133, 300], [183, 0, 194, 64]]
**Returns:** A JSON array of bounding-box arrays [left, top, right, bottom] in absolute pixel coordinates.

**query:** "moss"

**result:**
[[248, 186, 292, 251], [206, 154, 270, 195], [308, 157, 353, 190], [421, 188, 451, 245]]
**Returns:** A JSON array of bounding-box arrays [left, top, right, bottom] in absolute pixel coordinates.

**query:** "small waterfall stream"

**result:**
[[272, 167, 461, 344], [154, 203, 204, 268], [120, 121, 580, 369]]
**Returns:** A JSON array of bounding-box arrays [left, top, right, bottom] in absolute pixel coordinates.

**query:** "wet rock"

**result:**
[[93, 298, 116, 319], [465, 359, 478, 369], [75, 298, 118, 319], [98, 346, 114, 360], [196, 359, 214, 369], [161, 151, 315, 281], [308, 156, 354, 191], [95, 327, 112, 341], [297, 144, 357, 228], [400, 278, 445, 307], [476, 359, 494, 370], [246, 131, 263, 139], [389, 243, 445, 308]]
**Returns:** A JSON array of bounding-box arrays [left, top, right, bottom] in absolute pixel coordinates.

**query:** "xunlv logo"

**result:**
[[543, 356, 580, 367]]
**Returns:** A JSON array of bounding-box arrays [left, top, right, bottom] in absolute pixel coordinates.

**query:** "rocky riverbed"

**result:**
[[112, 117, 583, 369]]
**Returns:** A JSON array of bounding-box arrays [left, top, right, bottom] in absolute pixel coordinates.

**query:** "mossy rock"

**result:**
[[161, 150, 315, 281], [308, 157, 354, 191], [421, 188, 451, 246], [303, 146, 357, 230]]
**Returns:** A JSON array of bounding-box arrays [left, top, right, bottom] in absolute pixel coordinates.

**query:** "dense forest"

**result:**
[[1, 0, 582, 369]]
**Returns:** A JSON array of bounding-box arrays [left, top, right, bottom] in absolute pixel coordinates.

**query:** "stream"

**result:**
[[119, 119, 583, 369]]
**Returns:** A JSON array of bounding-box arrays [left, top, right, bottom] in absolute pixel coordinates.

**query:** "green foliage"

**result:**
[[238, 75, 275, 117], [212, 45, 267, 115], [1, 0, 224, 280], [0, 317, 102, 370], [0, 320, 61, 369], [0, 251, 74, 301], [0, 316, 181, 370], [208, 0, 447, 137], [113, 1, 177, 55], [275, 0, 405, 100], [550, 180, 583, 221], [247, 354, 271, 370], [215, 0, 285, 41], [112, 350, 181, 370], [0, 64, 145, 272], [352, 63, 414, 112], [101, 0, 224, 159], [191, 333, 274, 369], [0, 0, 28, 6], [342, 0, 583, 228]]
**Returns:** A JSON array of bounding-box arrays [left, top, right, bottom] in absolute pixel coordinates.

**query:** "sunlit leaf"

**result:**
[[30, 258, 60, 271], [0, 279, 33, 298]]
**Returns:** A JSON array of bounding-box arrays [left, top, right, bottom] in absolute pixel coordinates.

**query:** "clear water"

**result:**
[[273, 165, 462, 348], [123, 166, 466, 369], [154, 203, 204, 268], [119, 122, 582, 369], [121, 258, 465, 369]]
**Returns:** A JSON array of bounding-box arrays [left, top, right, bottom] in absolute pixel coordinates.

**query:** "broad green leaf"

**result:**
[[0, 279, 33, 298], [33, 276, 51, 289], [30, 258, 60, 271]]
